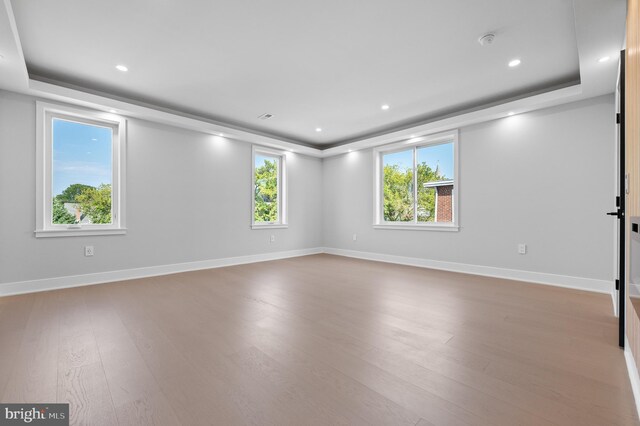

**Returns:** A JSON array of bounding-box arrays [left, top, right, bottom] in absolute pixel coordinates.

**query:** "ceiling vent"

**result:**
[[258, 113, 274, 120], [478, 33, 495, 46]]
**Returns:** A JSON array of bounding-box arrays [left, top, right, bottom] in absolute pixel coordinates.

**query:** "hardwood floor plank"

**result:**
[[0, 294, 35, 398], [482, 356, 638, 424], [55, 288, 118, 426], [164, 297, 421, 426], [121, 318, 251, 425], [255, 295, 632, 425], [126, 268, 483, 425], [108, 291, 252, 425], [2, 292, 60, 403], [250, 334, 421, 426], [360, 346, 625, 426], [0, 254, 636, 426], [83, 285, 181, 426], [120, 273, 390, 425], [117, 286, 342, 425], [232, 346, 370, 426], [260, 325, 487, 426], [58, 361, 118, 426]]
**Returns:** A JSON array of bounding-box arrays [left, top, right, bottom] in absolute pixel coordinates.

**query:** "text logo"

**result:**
[[0, 404, 68, 425]]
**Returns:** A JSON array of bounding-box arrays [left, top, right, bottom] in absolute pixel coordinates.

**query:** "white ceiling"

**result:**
[[0, 0, 626, 153], [8, 0, 585, 147]]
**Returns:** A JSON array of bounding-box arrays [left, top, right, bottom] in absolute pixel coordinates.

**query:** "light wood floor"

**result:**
[[0, 254, 638, 425]]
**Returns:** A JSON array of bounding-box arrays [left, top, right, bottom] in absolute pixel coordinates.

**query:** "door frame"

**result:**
[[617, 49, 626, 348]]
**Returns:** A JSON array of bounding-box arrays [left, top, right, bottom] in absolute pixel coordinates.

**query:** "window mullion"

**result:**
[[277, 157, 281, 224], [413, 146, 418, 223]]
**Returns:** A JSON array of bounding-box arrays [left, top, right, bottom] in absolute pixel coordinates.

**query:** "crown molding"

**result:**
[[1, 0, 620, 159]]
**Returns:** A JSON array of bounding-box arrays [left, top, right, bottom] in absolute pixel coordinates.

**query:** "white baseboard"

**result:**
[[323, 247, 613, 295], [0, 246, 613, 298], [630, 283, 640, 298], [625, 336, 640, 421], [0, 247, 323, 297]]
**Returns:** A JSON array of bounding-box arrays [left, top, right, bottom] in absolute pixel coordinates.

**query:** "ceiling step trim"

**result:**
[[27, 78, 585, 159], [27, 78, 323, 157]]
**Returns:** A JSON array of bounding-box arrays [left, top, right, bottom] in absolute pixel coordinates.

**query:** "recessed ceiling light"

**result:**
[[381, 104, 390, 110], [508, 59, 521, 67], [108, 109, 117, 113], [348, 149, 353, 153], [218, 132, 224, 137], [598, 56, 611, 63], [315, 128, 322, 132], [507, 111, 515, 116], [115, 64, 128, 72]]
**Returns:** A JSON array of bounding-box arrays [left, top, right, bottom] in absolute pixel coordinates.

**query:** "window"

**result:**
[[36, 102, 126, 237], [373, 130, 458, 230], [252, 146, 287, 228]]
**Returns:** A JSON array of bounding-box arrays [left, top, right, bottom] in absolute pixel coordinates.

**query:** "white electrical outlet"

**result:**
[[85, 245, 94, 257], [270, 235, 275, 243], [353, 233, 357, 241], [518, 243, 526, 255]]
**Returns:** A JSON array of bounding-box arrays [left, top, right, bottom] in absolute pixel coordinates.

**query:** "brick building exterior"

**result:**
[[423, 180, 454, 223], [435, 185, 453, 222]]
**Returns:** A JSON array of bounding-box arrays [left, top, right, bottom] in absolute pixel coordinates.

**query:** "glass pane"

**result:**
[[52, 118, 113, 225], [382, 149, 414, 222], [254, 154, 279, 223], [417, 142, 454, 223]]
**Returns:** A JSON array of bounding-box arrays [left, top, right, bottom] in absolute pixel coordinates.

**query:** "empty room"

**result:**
[[2, 0, 640, 425]]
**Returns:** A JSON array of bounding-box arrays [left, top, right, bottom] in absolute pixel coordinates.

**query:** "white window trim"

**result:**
[[373, 130, 459, 231], [251, 145, 288, 229], [35, 101, 127, 238]]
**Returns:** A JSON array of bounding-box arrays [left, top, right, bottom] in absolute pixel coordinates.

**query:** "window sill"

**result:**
[[251, 224, 289, 230], [35, 228, 127, 238], [373, 224, 459, 232]]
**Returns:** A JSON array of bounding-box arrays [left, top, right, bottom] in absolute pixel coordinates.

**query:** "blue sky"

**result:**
[[383, 143, 454, 179], [255, 154, 278, 169], [52, 119, 112, 196]]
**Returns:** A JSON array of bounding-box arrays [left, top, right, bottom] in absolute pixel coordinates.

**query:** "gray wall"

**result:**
[[0, 91, 323, 284], [322, 95, 616, 281], [0, 91, 617, 285]]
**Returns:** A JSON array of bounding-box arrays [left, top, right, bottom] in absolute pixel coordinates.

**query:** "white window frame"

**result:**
[[35, 102, 127, 238], [373, 129, 459, 231], [251, 145, 288, 229]]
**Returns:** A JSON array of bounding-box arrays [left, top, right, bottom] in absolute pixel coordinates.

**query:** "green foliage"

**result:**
[[254, 159, 278, 222], [75, 184, 112, 224], [383, 162, 447, 222], [417, 163, 442, 222], [52, 197, 77, 224], [383, 164, 414, 222], [56, 183, 95, 203], [52, 183, 112, 225]]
